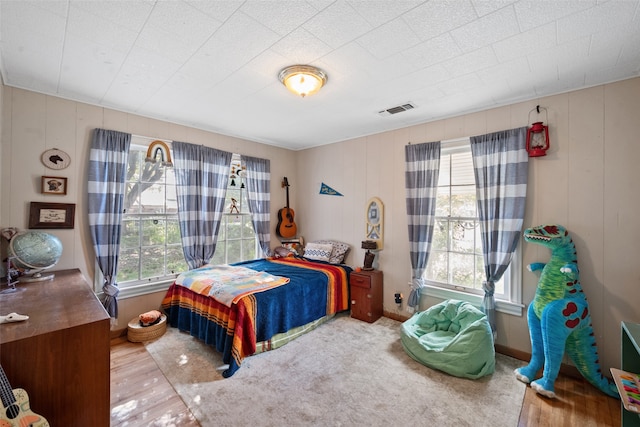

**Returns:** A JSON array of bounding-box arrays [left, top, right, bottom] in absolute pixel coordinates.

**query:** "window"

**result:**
[[210, 155, 259, 265], [422, 138, 522, 315], [95, 142, 260, 298], [116, 139, 186, 293]]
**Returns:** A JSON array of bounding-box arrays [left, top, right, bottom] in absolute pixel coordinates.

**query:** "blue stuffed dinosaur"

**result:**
[[514, 224, 618, 399]]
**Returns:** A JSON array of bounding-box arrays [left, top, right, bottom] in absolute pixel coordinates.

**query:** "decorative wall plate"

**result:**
[[41, 148, 70, 170]]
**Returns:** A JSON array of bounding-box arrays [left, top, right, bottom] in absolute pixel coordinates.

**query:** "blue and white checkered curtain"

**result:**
[[471, 127, 528, 337], [88, 128, 131, 325], [405, 141, 441, 310], [172, 141, 232, 270], [241, 155, 271, 257]]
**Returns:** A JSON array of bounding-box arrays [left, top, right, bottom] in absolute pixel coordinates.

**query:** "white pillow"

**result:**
[[303, 242, 334, 262], [314, 240, 350, 264]]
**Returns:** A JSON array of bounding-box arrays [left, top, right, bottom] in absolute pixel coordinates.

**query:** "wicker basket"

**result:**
[[127, 314, 167, 343]]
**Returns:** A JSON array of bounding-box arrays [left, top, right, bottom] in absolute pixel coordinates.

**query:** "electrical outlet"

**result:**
[[394, 292, 403, 304]]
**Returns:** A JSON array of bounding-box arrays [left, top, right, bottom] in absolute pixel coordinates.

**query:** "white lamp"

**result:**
[[278, 65, 327, 98]]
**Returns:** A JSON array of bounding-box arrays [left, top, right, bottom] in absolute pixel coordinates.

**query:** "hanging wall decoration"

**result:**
[[41, 148, 71, 170], [526, 106, 550, 157], [365, 197, 384, 249], [28, 202, 76, 229], [145, 140, 173, 167], [319, 182, 343, 196], [41, 176, 68, 195]]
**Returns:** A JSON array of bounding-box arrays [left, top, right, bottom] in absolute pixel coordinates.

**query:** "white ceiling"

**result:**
[[1, 0, 639, 150]]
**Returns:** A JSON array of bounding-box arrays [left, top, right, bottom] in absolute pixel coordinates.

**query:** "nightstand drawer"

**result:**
[[350, 273, 371, 289]]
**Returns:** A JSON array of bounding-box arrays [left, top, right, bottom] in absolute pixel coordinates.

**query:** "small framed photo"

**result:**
[[29, 202, 75, 229], [41, 176, 67, 195]]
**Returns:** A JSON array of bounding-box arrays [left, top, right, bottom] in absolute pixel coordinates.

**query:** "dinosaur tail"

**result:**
[[566, 325, 619, 399]]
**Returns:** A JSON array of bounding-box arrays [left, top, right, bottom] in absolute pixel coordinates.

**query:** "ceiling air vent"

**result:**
[[378, 103, 416, 117]]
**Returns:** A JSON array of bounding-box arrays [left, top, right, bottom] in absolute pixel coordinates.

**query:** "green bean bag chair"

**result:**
[[400, 299, 495, 379]]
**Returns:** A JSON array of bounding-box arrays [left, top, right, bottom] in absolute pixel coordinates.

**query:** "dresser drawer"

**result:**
[[350, 273, 371, 289]]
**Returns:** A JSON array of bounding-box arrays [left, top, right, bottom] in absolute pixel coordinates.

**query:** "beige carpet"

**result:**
[[145, 314, 526, 427]]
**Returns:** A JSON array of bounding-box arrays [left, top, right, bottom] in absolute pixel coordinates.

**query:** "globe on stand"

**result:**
[[7, 231, 63, 283]]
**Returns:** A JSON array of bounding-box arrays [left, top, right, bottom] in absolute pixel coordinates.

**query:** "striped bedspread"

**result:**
[[161, 257, 350, 377]]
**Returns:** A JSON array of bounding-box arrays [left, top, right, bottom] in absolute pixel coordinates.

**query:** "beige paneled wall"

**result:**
[[0, 82, 4, 228], [297, 77, 640, 374], [602, 81, 640, 363], [0, 86, 296, 329]]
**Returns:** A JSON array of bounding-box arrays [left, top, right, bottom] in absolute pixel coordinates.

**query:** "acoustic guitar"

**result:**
[[0, 365, 49, 427], [276, 177, 297, 238]]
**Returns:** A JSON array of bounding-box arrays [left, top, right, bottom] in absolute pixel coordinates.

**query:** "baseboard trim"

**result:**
[[111, 328, 127, 340], [383, 310, 411, 323]]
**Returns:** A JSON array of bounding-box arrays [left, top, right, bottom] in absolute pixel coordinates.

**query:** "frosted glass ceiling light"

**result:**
[[278, 65, 327, 98]]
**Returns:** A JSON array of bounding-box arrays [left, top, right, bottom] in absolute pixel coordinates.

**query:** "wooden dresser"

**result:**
[[0, 269, 110, 426]]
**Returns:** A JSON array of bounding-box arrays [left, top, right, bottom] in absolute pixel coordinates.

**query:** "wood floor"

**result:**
[[518, 369, 621, 427], [110, 337, 621, 426], [110, 336, 199, 427]]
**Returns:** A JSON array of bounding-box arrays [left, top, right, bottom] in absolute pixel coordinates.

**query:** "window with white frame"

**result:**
[[422, 138, 521, 313], [210, 155, 259, 264], [116, 140, 185, 290], [108, 145, 260, 296]]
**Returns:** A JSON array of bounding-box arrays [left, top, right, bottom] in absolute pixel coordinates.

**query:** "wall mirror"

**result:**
[[365, 197, 384, 249]]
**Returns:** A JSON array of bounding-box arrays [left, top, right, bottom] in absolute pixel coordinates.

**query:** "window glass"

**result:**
[[117, 142, 186, 286], [96, 144, 261, 298], [423, 139, 512, 300], [210, 155, 259, 265]]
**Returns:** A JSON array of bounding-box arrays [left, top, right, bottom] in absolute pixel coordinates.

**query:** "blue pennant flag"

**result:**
[[319, 182, 343, 196]]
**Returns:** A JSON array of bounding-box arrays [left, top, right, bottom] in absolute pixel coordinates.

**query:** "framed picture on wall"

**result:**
[[41, 176, 68, 195], [29, 202, 75, 229]]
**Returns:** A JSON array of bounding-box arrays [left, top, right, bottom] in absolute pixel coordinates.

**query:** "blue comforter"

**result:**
[[163, 258, 351, 377]]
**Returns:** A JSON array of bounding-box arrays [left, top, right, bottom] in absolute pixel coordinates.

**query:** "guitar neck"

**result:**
[[0, 365, 16, 409], [283, 177, 291, 209], [286, 186, 290, 209]]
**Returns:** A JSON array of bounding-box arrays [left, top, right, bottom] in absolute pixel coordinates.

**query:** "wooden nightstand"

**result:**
[[350, 269, 383, 323]]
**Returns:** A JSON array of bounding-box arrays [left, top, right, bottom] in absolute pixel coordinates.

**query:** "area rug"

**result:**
[[145, 314, 526, 427]]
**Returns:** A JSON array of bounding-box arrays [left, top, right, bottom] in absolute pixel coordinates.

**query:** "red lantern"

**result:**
[[526, 122, 549, 157], [526, 106, 550, 157]]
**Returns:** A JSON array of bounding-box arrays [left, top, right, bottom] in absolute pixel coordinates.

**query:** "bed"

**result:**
[[161, 254, 352, 377]]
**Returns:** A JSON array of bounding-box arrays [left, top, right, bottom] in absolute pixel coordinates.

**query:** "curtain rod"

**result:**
[[406, 136, 470, 146], [130, 135, 259, 164], [131, 134, 172, 145]]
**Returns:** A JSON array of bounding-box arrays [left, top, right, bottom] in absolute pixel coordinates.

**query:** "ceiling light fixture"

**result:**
[[278, 65, 327, 98]]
